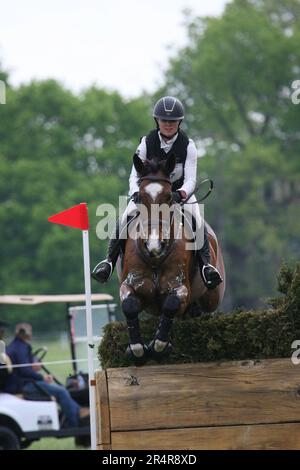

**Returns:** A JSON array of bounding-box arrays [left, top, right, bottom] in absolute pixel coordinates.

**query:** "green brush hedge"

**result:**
[[98, 262, 300, 369]]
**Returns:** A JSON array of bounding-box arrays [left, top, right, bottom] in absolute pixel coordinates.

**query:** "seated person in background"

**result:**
[[4, 323, 89, 427], [0, 319, 9, 341], [0, 320, 12, 388]]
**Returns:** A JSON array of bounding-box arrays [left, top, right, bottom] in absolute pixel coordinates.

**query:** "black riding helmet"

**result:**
[[153, 96, 185, 121]]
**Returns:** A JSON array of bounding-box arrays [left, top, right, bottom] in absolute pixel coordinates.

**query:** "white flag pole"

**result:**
[[82, 229, 96, 450]]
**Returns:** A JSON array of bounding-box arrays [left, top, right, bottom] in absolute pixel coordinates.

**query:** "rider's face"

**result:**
[[158, 119, 180, 139]]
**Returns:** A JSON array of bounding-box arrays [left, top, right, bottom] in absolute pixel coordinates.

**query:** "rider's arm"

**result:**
[[177, 139, 197, 199], [129, 136, 147, 196]]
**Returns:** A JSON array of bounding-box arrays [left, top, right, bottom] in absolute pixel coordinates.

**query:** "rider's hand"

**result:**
[[44, 374, 53, 384], [172, 191, 186, 203]]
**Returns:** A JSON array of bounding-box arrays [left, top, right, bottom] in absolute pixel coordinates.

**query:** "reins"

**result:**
[[138, 175, 213, 204], [181, 178, 214, 205]]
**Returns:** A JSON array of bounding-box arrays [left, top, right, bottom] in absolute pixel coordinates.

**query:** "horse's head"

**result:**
[[133, 153, 177, 258]]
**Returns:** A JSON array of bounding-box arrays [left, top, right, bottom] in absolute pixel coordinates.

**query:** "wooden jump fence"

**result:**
[[95, 358, 300, 450]]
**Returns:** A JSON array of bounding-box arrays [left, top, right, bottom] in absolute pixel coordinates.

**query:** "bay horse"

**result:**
[[116, 152, 225, 365]]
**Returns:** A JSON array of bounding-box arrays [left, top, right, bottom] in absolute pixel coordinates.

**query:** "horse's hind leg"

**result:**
[[121, 285, 148, 366]]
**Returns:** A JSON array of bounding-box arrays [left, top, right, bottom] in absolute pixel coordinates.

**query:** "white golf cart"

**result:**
[[0, 294, 116, 450]]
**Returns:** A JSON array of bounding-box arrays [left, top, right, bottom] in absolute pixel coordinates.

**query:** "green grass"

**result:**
[[26, 437, 88, 450]]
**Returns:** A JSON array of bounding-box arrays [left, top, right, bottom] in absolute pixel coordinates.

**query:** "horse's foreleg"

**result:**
[[149, 286, 189, 360], [120, 283, 148, 365]]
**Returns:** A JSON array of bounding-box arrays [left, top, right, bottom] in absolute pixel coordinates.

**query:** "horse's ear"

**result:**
[[165, 153, 176, 175], [133, 153, 145, 175]]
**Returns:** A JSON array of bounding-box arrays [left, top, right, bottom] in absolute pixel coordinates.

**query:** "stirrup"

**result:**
[[202, 264, 223, 289], [91, 259, 113, 282]]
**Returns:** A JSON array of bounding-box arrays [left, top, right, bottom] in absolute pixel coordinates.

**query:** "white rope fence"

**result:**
[[0, 357, 99, 370]]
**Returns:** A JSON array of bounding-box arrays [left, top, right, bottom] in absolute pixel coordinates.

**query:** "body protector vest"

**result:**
[[145, 129, 189, 191]]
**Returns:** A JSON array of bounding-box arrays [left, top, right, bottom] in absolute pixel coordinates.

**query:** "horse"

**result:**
[[116, 152, 225, 365]]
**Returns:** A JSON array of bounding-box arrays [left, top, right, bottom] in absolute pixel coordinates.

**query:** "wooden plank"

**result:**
[[95, 369, 111, 447], [98, 444, 112, 450], [111, 422, 300, 450], [106, 359, 300, 431]]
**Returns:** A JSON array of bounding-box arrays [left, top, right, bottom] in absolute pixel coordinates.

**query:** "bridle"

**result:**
[[136, 174, 176, 268], [139, 175, 172, 185]]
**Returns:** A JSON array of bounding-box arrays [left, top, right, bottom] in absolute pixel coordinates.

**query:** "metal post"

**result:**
[[82, 230, 96, 450]]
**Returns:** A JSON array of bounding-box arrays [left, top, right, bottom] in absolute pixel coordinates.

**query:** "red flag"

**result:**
[[48, 203, 89, 230]]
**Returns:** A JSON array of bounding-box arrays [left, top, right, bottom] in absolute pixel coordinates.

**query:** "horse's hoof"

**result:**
[[148, 339, 172, 362], [126, 343, 149, 366]]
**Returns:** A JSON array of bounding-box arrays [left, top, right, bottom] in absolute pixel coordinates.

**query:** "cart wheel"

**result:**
[[75, 435, 90, 448], [0, 425, 20, 450]]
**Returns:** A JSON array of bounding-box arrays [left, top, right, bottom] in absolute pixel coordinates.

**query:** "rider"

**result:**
[[92, 96, 223, 289]]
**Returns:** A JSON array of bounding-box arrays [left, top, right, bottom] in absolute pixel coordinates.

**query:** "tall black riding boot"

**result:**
[[91, 219, 122, 283], [198, 225, 223, 290]]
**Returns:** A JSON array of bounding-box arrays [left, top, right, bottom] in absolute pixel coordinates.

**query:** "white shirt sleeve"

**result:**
[[178, 139, 198, 197], [129, 136, 147, 196]]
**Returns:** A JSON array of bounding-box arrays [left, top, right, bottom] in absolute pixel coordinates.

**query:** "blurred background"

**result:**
[[0, 0, 299, 329]]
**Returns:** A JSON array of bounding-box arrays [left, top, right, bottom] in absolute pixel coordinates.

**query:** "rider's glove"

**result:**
[[172, 191, 183, 204]]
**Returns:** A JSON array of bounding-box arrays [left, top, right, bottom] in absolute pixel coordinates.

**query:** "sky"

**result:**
[[0, 0, 228, 98]]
